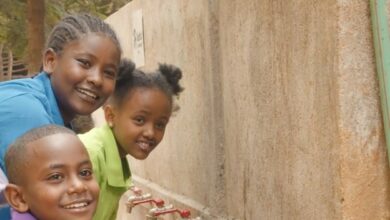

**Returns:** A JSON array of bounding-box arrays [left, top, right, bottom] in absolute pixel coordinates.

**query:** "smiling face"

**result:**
[[105, 87, 172, 160], [19, 133, 99, 220], [43, 33, 120, 123]]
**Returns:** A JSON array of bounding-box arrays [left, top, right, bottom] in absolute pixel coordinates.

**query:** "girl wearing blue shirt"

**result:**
[[0, 13, 122, 219]]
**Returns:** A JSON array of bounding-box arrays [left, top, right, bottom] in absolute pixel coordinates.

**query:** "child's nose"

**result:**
[[68, 177, 87, 194], [87, 68, 103, 87], [143, 124, 155, 138]]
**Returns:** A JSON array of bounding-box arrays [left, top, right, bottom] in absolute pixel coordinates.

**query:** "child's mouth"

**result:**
[[138, 142, 150, 151], [61, 198, 94, 212], [63, 201, 90, 209], [137, 141, 156, 152], [76, 88, 99, 101]]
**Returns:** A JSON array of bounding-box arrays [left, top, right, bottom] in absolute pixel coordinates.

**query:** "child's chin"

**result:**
[[136, 156, 148, 160], [132, 153, 149, 160]]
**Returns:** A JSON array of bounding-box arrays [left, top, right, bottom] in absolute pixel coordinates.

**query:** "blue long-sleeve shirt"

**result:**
[[0, 72, 64, 172], [0, 72, 64, 219]]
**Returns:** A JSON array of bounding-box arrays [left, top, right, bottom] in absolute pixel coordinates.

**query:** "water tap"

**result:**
[[126, 188, 151, 213], [148, 204, 192, 219], [127, 194, 164, 213]]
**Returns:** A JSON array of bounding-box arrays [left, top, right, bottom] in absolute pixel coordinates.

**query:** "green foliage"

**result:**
[[0, 0, 131, 58], [61, 0, 130, 18], [0, 0, 27, 57]]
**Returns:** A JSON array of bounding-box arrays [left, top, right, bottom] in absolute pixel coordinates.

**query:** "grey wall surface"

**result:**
[[103, 1, 390, 219]]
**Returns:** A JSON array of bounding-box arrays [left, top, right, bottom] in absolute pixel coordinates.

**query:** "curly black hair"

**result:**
[[110, 59, 184, 109]]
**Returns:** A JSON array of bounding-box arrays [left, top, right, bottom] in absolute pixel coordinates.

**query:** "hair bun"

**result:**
[[118, 59, 135, 76], [158, 63, 184, 95]]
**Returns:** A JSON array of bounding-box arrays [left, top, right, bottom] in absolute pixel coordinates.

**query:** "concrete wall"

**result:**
[[102, 0, 390, 219], [338, 1, 390, 219], [221, 1, 341, 219]]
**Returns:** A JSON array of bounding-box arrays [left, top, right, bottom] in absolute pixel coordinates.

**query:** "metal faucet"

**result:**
[[146, 204, 194, 219], [127, 186, 201, 219], [126, 186, 157, 213]]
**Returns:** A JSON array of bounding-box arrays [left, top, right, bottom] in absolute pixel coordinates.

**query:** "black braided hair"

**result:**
[[45, 13, 121, 55]]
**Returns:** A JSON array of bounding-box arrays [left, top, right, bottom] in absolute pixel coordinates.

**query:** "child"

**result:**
[[78, 59, 184, 220], [0, 13, 121, 219], [4, 125, 99, 220]]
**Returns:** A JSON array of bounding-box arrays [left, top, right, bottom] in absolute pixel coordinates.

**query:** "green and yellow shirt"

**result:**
[[79, 124, 131, 220]]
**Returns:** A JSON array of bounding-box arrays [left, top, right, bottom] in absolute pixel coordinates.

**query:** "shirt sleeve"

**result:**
[[0, 94, 54, 171]]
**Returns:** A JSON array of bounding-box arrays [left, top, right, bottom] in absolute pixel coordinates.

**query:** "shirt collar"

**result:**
[[101, 124, 131, 187], [35, 72, 64, 125]]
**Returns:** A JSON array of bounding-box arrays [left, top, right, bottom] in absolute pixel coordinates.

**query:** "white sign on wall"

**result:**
[[132, 9, 145, 67]]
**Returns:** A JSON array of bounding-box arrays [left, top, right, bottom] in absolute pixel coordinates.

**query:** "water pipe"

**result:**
[[132, 198, 165, 207], [126, 188, 153, 213], [147, 204, 192, 219], [127, 194, 164, 213]]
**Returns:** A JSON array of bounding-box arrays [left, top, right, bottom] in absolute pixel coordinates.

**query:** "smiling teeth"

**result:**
[[64, 202, 88, 209], [77, 89, 97, 99], [138, 142, 150, 150]]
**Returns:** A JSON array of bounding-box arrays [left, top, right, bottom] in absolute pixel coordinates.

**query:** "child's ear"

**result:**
[[4, 184, 29, 213], [42, 48, 57, 74], [103, 104, 115, 128]]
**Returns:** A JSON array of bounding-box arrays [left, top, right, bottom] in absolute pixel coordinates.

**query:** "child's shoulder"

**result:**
[[0, 73, 48, 104], [78, 125, 112, 151]]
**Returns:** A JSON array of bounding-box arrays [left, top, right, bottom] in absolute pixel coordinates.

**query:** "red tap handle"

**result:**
[[179, 209, 191, 218], [133, 198, 165, 207], [153, 208, 191, 217], [153, 198, 165, 207]]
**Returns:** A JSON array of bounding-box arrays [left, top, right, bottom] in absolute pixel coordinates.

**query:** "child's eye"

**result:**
[[104, 69, 116, 79], [155, 122, 167, 130], [80, 169, 93, 177], [133, 117, 145, 125], [77, 59, 91, 68], [47, 173, 63, 181]]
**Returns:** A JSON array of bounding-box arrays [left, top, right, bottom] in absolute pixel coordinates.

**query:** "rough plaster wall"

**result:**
[[219, 0, 341, 219], [106, 0, 224, 218], [104, 0, 390, 219], [337, 1, 390, 219]]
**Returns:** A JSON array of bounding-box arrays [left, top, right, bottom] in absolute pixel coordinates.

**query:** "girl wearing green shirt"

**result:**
[[79, 59, 184, 220]]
